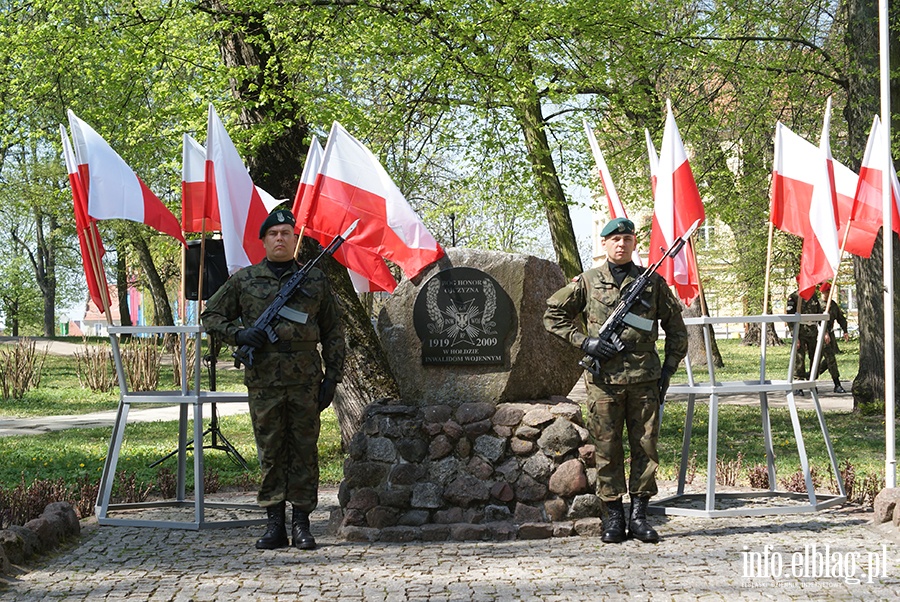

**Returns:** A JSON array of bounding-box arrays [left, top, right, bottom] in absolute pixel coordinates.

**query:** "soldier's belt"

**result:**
[[257, 341, 319, 353]]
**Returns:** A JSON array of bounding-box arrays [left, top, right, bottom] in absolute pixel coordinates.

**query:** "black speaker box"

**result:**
[[184, 238, 228, 300]]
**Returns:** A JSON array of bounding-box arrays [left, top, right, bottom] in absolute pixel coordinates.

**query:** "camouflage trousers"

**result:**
[[794, 332, 839, 381], [585, 381, 660, 501], [247, 384, 320, 512]]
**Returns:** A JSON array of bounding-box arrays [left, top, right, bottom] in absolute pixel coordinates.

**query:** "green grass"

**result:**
[[656, 403, 886, 484], [0, 353, 247, 417], [669, 337, 859, 384], [0, 408, 345, 489]]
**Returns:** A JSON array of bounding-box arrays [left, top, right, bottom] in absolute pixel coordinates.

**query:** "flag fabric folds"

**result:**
[[769, 102, 850, 298], [60, 125, 109, 313], [798, 98, 841, 299], [66, 110, 185, 245], [648, 101, 705, 306], [303, 121, 444, 281], [644, 128, 660, 197], [851, 115, 900, 258], [770, 122, 858, 246], [205, 104, 268, 274], [584, 119, 642, 266], [293, 137, 397, 292], [181, 134, 221, 233]]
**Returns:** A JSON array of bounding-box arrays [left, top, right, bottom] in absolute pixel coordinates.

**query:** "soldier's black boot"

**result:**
[[601, 498, 627, 543], [255, 502, 289, 550], [628, 495, 659, 543], [292, 508, 317, 550]]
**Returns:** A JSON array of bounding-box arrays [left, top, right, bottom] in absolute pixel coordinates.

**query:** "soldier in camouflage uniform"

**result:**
[[202, 208, 345, 551], [788, 285, 847, 394], [543, 217, 687, 544]]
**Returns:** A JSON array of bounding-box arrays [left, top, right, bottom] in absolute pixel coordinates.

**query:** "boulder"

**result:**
[[377, 248, 582, 405]]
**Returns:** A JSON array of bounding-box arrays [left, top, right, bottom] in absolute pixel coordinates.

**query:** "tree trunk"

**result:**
[[851, 233, 900, 409], [210, 3, 400, 446], [514, 88, 583, 280], [35, 213, 56, 336], [13, 211, 56, 336], [681, 297, 724, 370], [116, 251, 133, 328], [844, 0, 900, 409], [131, 234, 175, 326]]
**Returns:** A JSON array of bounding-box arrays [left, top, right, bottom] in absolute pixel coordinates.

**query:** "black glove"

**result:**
[[658, 365, 676, 404], [581, 336, 618, 361], [235, 327, 267, 349], [317, 378, 338, 412]]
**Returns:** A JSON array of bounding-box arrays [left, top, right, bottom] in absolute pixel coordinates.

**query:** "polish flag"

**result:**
[[293, 137, 397, 292], [183, 134, 282, 234], [770, 122, 857, 241], [305, 121, 444, 280], [61, 125, 109, 313], [584, 119, 641, 265], [850, 115, 900, 258], [796, 98, 841, 299], [67, 110, 185, 245], [644, 128, 659, 197], [181, 134, 221, 233], [649, 101, 705, 305], [205, 104, 268, 274]]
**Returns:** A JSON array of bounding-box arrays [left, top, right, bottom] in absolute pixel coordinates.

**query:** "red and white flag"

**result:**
[[205, 104, 268, 274], [850, 115, 900, 258], [292, 136, 324, 229], [305, 121, 444, 280], [644, 128, 660, 197], [183, 134, 282, 235], [181, 134, 221, 233], [61, 125, 109, 313], [770, 120, 859, 289], [293, 137, 397, 292], [67, 110, 185, 245], [584, 119, 642, 266], [649, 101, 705, 305]]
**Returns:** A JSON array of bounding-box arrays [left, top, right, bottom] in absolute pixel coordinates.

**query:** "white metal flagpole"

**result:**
[[879, 0, 895, 488]]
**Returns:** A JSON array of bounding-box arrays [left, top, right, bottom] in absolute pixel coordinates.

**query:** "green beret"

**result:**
[[600, 217, 635, 237], [259, 209, 296, 238]]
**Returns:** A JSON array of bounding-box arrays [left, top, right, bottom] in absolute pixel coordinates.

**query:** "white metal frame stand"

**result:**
[[650, 313, 847, 517], [95, 325, 264, 529]]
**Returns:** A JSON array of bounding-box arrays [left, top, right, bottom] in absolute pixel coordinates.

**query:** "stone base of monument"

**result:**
[[331, 397, 604, 542]]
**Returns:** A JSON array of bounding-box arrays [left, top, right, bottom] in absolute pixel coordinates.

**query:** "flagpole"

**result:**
[[85, 223, 112, 324], [879, 0, 895, 489], [762, 221, 775, 315], [293, 225, 305, 260], [197, 216, 207, 320]]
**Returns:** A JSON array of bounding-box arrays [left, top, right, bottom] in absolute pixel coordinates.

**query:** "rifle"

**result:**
[[579, 219, 701, 376], [232, 220, 358, 368]]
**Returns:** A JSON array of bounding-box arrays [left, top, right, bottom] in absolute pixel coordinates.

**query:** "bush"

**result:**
[[0, 338, 48, 400], [73, 339, 117, 392]]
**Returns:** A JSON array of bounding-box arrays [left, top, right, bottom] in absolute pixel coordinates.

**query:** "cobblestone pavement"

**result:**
[[2, 484, 899, 602]]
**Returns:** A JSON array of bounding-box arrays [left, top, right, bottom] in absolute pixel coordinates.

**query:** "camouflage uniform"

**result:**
[[787, 291, 826, 380], [201, 261, 345, 512], [825, 299, 849, 355], [544, 263, 687, 501]]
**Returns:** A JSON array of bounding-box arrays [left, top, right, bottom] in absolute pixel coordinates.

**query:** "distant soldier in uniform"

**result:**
[[818, 282, 849, 393], [787, 286, 845, 393], [543, 217, 687, 544], [202, 208, 345, 551]]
